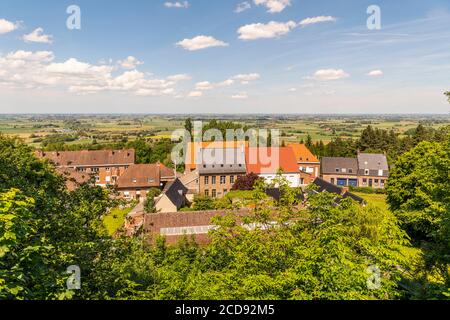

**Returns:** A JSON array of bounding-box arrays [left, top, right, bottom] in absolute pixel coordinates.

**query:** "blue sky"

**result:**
[[0, 0, 449, 114]]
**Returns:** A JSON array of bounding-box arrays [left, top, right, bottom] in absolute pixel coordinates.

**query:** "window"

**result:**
[[381, 179, 385, 187], [92, 167, 99, 173], [378, 169, 383, 176], [132, 178, 137, 183], [204, 190, 209, 197], [204, 176, 209, 185], [148, 178, 155, 183], [106, 167, 111, 172], [363, 178, 367, 185], [230, 176, 235, 184], [95, 176, 100, 183], [374, 179, 379, 185], [365, 169, 370, 176], [331, 178, 335, 184], [341, 168, 347, 173], [220, 176, 226, 184], [211, 189, 217, 198], [211, 176, 216, 184], [335, 168, 340, 173], [348, 168, 353, 174]]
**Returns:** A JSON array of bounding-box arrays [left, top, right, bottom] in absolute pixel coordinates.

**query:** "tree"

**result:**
[[445, 91, 450, 104], [144, 188, 162, 213], [184, 118, 193, 138], [386, 134, 450, 298], [231, 173, 261, 191]]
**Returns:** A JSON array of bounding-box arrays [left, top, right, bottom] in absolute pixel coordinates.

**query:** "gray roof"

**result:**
[[357, 153, 389, 177], [197, 147, 246, 174], [162, 179, 188, 209], [321, 157, 358, 175]]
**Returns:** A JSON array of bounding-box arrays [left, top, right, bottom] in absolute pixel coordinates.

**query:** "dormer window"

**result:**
[[335, 168, 340, 173], [365, 169, 370, 176], [132, 178, 137, 183]]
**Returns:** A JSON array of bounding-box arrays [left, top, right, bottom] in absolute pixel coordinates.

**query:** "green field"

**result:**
[[1, 114, 449, 148]]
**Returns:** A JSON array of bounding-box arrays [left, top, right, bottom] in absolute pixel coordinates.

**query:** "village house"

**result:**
[[155, 179, 189, 213], [36, 149, 135, 187], [196, 146, 247, 198], [116, 163, 176, 201], [287, 143, 321, 183], [246, 147, 308, 188], [320, 153, 389, 189]]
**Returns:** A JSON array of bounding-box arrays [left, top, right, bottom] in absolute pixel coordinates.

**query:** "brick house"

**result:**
[[116, 163, 176, 201], [36, 149, 135, 187], [321, 153, 389, 189]]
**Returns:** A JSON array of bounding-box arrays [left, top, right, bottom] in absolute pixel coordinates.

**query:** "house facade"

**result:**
[[36, 149, 135, 187], [321, 153, 389, 189], [116, 163, 176, 201], [246, 147, 304, 187], [155, 179, 189, 213]]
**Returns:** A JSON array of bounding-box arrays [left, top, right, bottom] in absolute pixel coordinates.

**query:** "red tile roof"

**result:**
[[287, 144, 319, 163], [245, 147, 300, 174]]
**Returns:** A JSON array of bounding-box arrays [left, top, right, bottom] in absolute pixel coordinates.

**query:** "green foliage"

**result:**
[[386, 134, 450, 299]]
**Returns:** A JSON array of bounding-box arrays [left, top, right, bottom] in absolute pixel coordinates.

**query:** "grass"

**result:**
[[353, 192, 389, 211], [103, 207, 133, 236]]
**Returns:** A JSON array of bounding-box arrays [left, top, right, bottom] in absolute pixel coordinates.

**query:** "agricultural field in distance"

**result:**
[[0, 114, 449, 149]]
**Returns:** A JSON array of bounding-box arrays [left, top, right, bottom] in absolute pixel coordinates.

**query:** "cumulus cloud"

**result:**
[[164, 1, 189, 9], [0, 50, 180, 97], [0, 18, 19, 34], [118, 56, 143, 69], [22, 27, 53, 44], [254, 0, 291, 13], [299, 16, 337, 27], [238, 21, 297, 40], [176, 35, 229, 51], [232, 73, 260, 84], [367, 70, 383, 77], [235, 2, 252, 13], [308, 69, 349, 81]]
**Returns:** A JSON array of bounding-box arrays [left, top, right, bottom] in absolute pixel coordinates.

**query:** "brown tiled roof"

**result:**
[[321, 157, 358, 175], [36, 149, 135, 167], [116, 163, 174, 189], [56, 167, 92, 191]]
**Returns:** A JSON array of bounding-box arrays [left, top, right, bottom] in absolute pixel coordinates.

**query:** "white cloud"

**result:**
[[167, 74, 192, 81], [0, 18, 19, 34], [232, 73, 260, 84], [238, 21, 297, 40], [235, 2, 252, 13], [254, 0, 291, 13], [309, 69, 349, 81], [188, 91, 203, 98], [367, 70, 383, 77], [195, 81, 215, 91], [231, 92, 248, 99], [23, 28, 53, 44], [0, 50, 182, 97], [176, 35, 229, 51], [288, 88, 297, 92], [299, 16, 337, 27], [164, 1, 189, 9], [118, 56, 143, 70]]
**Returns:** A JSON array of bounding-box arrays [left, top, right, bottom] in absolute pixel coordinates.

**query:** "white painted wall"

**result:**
[[258, 173, 301, 188]]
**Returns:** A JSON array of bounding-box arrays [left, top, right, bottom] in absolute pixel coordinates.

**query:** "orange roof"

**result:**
[[287, 144, 319, 163], [185, 141, 248, 171], [245, 147, 299, 174]]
